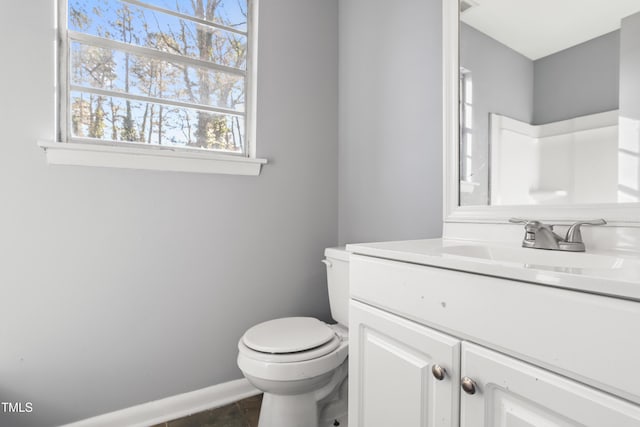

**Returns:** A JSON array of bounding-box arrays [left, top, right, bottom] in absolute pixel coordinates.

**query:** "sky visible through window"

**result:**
[[67, 0, 249, 153]]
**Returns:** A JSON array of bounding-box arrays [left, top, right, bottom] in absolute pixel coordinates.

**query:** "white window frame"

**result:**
[[459, 67, 473, 184], [40, 0, 266, 176]]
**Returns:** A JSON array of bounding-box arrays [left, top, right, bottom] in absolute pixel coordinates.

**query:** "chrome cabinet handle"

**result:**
[[461, 377, 477, 395], [432, 364, 446, 381]]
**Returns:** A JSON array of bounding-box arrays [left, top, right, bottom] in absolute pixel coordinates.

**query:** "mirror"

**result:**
[[458, 0, 640, 208]]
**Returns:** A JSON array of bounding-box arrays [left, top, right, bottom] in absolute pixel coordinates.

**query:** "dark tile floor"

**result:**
[[150, 394, 262, 427]]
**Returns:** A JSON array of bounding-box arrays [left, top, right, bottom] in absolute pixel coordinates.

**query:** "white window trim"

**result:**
[[38, 140, 266, 175], [41, 0, 266, 176]]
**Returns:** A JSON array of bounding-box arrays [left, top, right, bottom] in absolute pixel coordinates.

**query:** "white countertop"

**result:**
[[346, 238, 640, 301]]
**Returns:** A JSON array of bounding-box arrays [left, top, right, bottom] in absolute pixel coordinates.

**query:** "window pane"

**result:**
[[137, 0, 248, 32], [70, 42, 245, 111], [68, 0, 247, 70], [70, 91, 245, 152]]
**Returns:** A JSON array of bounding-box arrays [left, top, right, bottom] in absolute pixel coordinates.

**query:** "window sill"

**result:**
[[38, 141, 267, 176]]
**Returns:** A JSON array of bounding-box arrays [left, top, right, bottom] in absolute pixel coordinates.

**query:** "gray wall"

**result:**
[[533, 31, 620, 125], [0, 0, 338, 426], [338, 0, 443, 244], [620, 12, 640, 121], [459, 23, 534, 206]]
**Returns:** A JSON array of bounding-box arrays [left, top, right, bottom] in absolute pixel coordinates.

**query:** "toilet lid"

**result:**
[[242, 317, 335, 354]]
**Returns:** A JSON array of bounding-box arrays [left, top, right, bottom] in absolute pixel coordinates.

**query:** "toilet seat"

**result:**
[[237, 316, 349, 382], [242, 317, 335, 353], [239, 335, 341, 363], [240, 317, 341, 363], [238, 338, 348, 383]]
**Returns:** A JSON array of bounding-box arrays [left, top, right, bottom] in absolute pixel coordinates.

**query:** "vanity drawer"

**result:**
[[350, 254, 640, 404]]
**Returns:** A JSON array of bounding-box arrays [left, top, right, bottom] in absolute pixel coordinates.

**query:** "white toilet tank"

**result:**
[[324, 247, 350, 327]]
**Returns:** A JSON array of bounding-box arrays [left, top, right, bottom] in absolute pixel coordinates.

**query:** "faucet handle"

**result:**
[[509, 218, 548, 242], [565, 219, 606, 243], [509, 218, 553, 231], [509, 218, 528, 224]]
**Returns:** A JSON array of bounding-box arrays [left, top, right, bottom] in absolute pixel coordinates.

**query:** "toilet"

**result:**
[[237, 247, 350, 427]]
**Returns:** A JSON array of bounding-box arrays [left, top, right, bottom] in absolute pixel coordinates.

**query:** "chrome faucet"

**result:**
[[509, 218, 606, 252]]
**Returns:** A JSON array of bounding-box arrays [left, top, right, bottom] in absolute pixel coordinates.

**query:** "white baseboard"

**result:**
[[61, 379, 259, 427]]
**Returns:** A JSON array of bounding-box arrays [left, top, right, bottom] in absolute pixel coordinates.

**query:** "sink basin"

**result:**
[[441, 244, 629, 271], [346, 238, 640, 301]]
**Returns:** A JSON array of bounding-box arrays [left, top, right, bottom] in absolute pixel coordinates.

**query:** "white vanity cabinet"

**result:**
[[461, 342, 640, 426], [348, 252, 640, 427], [349, 300, 460, 426]]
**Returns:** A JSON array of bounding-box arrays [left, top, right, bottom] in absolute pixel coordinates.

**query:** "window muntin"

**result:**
[[69, 42, 245, 111], [62, 0, 252, 154]]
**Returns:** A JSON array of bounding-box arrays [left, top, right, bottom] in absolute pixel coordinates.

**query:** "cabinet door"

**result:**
[[349, 300, 460, 427], [461, 342, 640, 427]]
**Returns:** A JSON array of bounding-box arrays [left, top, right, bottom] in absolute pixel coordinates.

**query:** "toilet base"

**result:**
[[258, 393, 319, 427], [331, 414, 348, 427], [254, 361, 348, 427], [258, 393, 349, 427]]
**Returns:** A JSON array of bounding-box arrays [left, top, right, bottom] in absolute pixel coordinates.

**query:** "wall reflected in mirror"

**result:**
[[458, 0, 640, 206]]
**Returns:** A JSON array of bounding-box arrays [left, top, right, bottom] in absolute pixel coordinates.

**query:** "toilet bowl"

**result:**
[[237, 247, 350, 427]]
